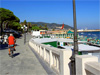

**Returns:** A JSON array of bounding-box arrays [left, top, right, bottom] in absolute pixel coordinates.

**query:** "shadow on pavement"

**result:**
[[29, 45, 56, 75], [0, 44, 19, 50], [15, 44, 19, 46], [13, 53, 20, 57], [18, 37, 22, 39]]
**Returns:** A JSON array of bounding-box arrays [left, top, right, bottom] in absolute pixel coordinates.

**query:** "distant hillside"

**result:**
[[30, 22, 73, 30]]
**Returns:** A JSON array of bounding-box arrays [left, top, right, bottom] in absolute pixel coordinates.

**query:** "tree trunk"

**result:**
[[0, 23, 3, 36]]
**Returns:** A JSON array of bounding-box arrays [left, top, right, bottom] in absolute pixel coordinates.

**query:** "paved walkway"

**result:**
[[0, 34, 54, 75]]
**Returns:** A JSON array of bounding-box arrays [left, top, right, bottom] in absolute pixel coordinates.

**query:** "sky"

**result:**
[[0, 0, 100, 29]]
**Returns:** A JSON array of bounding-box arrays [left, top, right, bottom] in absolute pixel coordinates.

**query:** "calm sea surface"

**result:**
[[79, 31, 100, 39]]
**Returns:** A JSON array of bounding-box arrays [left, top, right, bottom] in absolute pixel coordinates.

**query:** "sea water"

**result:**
[[79, 31, 100, 39], [79, 31, 100, 62]]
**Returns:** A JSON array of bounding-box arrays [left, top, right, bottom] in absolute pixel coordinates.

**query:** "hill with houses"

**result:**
[[30, 22, 73, 30]]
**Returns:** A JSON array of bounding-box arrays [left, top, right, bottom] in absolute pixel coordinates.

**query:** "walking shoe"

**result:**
[[8, 53, 10, 56], [14, 49, 16, 51]]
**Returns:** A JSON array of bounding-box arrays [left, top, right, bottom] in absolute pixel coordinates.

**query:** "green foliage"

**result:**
[[0, 8, 20, 31], [32, 26, 40, 30], [52, 28, 55, 31], [32, 24, 37, 26], [44, 24, 47, 28], [8, 21, 21, 30], [23, 20, 27, 25], [20, 22, 24, 26], [20, 22, 49, 31], [0, 8, 20, 24], [39, 25, 42, 29], [28, 28, 32, 32], [30, 24, 48, 31], [27, 22, 31, 28]]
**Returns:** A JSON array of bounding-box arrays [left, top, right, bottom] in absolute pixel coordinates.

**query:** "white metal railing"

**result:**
[[29, 38, 72, 75]]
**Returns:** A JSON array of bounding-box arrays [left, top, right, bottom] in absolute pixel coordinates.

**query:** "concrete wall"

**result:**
[[29, 38, 72, 75], [29, 38, 100, 75], [76, 55, 100, 75]]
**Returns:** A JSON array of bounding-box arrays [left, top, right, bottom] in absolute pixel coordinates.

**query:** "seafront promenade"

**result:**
[[0, 34, 100, 75], [0, 34, 55, 75]]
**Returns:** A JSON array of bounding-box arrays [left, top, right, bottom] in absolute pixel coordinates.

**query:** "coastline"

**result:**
[[78, 29, 100, 32]]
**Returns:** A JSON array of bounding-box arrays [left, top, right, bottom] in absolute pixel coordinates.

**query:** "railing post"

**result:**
[[54, 55, 56, 67], [43, 47, 46, 60], [34, 44, 36, 50], [56, 57, 59, 71], [49, 50, 53, 67], [47, 51, 49, 63], [37, 46, 39, 53], [35, 44, 37, 50], [36, 45, 38, 52], [40, 46, 42, 56], [60, 50, 72, 75]]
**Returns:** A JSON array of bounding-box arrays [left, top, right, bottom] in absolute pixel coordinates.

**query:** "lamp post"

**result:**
[[0, 23, 1, 35], [21, 25, 27, 44], [70, 0, 78, 75], [0, 24, 2, 45]]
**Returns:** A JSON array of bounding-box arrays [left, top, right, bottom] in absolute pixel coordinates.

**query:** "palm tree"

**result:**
[[27, 22, 31, 28], [20, 22, 24, 26], [23, 20, 27, 25]]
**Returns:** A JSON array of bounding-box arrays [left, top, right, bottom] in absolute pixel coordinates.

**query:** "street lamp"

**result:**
[[0, 24, 2, 45], [70, 0, 78, 75], [21, 25, 27, 44]]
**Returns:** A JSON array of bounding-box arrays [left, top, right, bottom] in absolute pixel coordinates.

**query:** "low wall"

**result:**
[[29, 38, 72, 75], [76, 55, 100, 75]]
